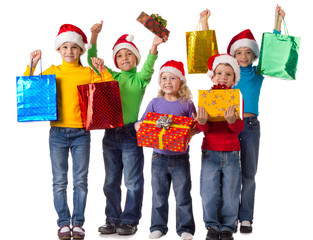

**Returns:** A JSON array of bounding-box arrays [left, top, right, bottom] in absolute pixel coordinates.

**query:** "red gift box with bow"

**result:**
[[137, 112, 194, 152], [137, 12, 170, 38]]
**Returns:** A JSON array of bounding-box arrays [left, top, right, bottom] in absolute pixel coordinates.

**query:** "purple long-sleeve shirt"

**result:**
[[138, 97, 196, 155]]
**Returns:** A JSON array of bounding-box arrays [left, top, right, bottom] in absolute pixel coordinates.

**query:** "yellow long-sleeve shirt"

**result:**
[[24, 59, 114, 128]]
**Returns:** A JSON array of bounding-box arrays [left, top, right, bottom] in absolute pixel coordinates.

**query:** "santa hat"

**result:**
[[55, 24, 91, 54], [159, 60, 186, 82], [112, 34, 141, 68], [227, 29, 259, 58], [207, 54, 240, 85]]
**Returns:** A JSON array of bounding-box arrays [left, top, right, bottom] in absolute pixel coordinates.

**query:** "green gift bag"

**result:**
[[257, 18, 300, 80]]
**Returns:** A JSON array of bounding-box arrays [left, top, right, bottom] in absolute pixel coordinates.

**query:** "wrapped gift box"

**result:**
[[137, 112, 194, 152], [77, 81, 124, 130], [137, 11, 170, 38], [198, 89, 243, 122]]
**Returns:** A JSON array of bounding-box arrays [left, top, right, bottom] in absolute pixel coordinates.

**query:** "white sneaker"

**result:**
[[149, 230, 163, 239], [181, 232, 193, 240]]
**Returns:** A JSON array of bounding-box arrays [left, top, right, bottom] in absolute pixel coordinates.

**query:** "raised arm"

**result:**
[[274, 4, 286, 32], [200, 9, 210, 30], [150, 35, 168, 55]]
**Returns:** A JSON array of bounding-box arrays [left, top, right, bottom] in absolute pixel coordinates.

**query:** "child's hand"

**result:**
[[152, 35, 169, 46], [224, 105, 239, 124], [151, 35, 169, 55], [275, 4, 286, 21], [91, 20, 103, 35], [274, 4, 286, 31], [190, 123, 199, 137], [29, 50, 42, 68], [135, 122, 142, 132], [200, 9, 210, 30], [90, 21, 103, 44], [91, 57, 106, 72], [192, 107, 208, 125]]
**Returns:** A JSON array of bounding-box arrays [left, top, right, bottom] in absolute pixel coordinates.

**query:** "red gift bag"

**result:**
[[77, 77, 124, 130]]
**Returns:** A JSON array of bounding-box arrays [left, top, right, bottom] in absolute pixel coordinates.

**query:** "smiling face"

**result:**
[[57, 42, 82, 63], [234, 47, 256, 67], [115, 48, 137, 71], [212, 63, 235, 87], [160, 72, 181, 100]]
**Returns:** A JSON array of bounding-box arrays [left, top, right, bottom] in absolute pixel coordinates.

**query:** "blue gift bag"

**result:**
[[16, 59, 57, 122]]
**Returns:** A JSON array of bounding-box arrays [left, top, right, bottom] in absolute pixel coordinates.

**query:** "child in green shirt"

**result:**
[[88, 21, 168, 236]]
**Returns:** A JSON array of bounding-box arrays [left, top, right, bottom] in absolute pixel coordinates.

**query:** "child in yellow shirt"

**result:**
[[24, 24, 114, 240]]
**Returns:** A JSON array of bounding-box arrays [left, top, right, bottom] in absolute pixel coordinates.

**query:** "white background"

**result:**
[[1, 0, 311, 239]]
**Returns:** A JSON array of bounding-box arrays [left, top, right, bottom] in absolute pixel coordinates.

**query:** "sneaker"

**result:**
[[220, 230, 234, 240], [116, 224, 137, 235], [58, 225, 71, 240], [240, 221, 252, 233], [72, 225, 85, 239], [181, 232, 193, 240], [206, 227, 219, 240], [149, 230, 164, 239], [98, 222, 118, 234]]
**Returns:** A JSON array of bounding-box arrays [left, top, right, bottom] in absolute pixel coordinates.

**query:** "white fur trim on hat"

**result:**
[[159, 66, 186, 82], [112, 42, 141, 66], [229, 39, 259, 58], [55, 31, 87, 54], [126, 35, 134, 42], [207, 54, 240, 85]]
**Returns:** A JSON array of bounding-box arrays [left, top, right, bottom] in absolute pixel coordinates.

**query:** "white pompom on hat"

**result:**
[[207, 53, 241, 85], [112, 34, 141, 68], [227, 29, 259, 58], [55, 24, 91, 54], [159, 60, 186, 82]]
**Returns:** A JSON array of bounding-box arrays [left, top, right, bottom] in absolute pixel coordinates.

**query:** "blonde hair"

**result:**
[[157, 77, 192, 102]]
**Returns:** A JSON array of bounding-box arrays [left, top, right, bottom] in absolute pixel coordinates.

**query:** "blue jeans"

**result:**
[[102, 123, 144, 225], [238, 116, 260, 222], [49, 127, 90, 227], [200, 150, 241, 232], [150, 152, 195, 236]]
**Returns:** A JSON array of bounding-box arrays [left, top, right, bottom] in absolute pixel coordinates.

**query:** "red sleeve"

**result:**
[[197, 122, 211, 132], [227, 120, 244, 134]]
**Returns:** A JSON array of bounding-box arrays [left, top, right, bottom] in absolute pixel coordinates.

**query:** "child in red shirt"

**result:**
[[194, 54, 244, 240]]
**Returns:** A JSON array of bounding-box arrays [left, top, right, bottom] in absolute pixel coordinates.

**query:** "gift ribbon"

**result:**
[[143, 114, 190, 150]]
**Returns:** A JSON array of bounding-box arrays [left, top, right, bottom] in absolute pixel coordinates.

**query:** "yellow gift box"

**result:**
[[198, 89, 243, 122]]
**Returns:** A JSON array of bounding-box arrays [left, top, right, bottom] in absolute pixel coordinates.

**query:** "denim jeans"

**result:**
[[102, 123, 144, 225], [150, 152, 195, 236], [237, 116, 260, 222], [200, 150, 241, 232], [49, 127, 90, 227]]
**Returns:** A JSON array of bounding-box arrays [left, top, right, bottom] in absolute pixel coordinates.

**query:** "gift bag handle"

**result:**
[[276, 13, 289, 36], [29, 58, 43, 78], [196, 15, 209, 31], [91, 65, 114, 83]]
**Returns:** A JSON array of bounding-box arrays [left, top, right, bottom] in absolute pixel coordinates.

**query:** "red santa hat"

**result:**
[[112, 34, 141, 68], [55, 24, 91, 54], [159, 60, 186, 82], [227, 29, 259, 58], [207, 54, 240, 85]]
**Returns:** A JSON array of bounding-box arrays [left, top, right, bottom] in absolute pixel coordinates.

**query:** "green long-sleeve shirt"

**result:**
[[88, 44, 158, 124]]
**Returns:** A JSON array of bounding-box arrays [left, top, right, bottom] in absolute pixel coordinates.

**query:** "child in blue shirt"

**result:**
[[227, 5, 286, 233]]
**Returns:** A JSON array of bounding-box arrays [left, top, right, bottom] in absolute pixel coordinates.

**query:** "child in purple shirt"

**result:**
[[135, 61, 196, 240]]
